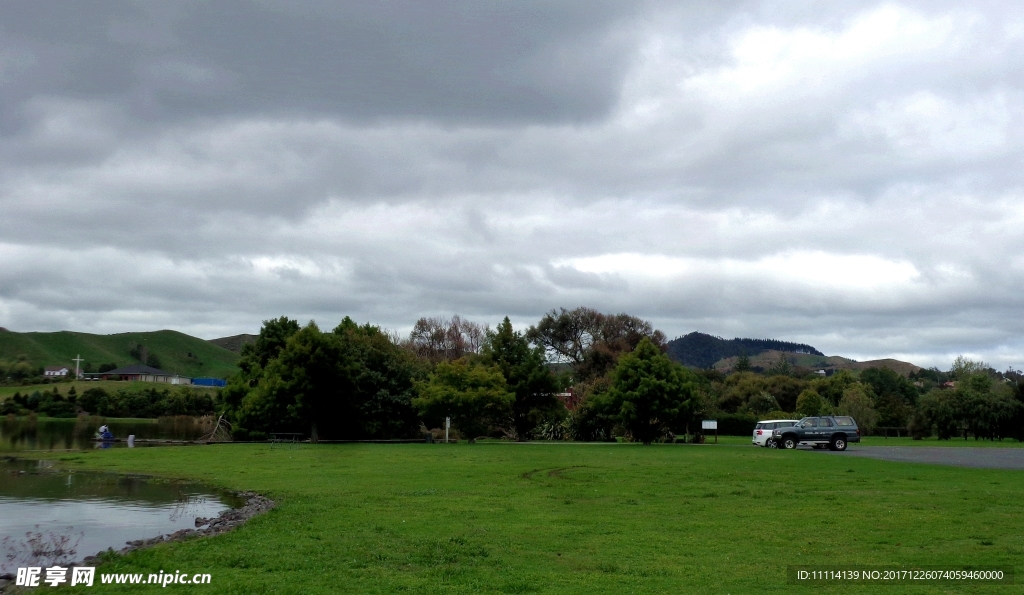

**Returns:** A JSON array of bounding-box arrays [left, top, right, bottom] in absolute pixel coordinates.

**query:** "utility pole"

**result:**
[[72, 354, 84, 379], [445, 416, 450, 444]]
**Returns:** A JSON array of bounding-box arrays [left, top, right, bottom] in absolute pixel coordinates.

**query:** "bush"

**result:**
[[564, 396, 616, 441]]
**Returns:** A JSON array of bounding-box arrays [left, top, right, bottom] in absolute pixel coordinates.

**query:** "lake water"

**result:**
[[0, 417, 211, 452], [0, 458, 242, 574]]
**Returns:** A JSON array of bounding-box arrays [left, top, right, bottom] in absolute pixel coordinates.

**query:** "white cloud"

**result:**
[[685, 6, 956, 101], [559, 251, 920, 290], [840, 91, 1010, 159]]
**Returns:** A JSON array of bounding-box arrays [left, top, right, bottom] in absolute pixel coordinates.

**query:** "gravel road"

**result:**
[[827, 446, 1024, 470]]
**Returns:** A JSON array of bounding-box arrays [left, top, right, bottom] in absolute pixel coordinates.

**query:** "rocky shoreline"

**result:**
[[0, 491, 274, 592]]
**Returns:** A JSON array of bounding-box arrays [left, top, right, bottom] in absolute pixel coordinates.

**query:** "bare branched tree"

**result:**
[[408, 315, 489, 362]]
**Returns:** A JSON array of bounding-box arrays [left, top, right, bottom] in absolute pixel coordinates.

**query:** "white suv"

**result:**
[[752, 419, 799, 447]]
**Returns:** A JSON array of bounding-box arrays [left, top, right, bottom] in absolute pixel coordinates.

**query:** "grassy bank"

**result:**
[[35, 442, 1024, 594]]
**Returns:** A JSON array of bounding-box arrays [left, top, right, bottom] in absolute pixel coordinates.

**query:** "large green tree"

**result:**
[[222, 316, 302, 416], [860, 366, 918, 427], [231, 318, 423, 441], [241, 322, 353, 442], [526, 307, 667, 382], [413, 359, 514, 443], [240, 316, 302, 372], [811, 370, 857, 406], [481, 317, 561, 440], [795, 389, 828, 417], [606, 338, 699, 444], [332, 317, 425, 439], [837, 385, 878, 432]]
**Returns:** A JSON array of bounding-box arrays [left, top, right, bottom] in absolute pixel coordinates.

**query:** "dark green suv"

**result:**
[[771, 416, 860, 451]]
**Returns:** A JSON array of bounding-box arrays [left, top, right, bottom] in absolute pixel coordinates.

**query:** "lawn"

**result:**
[[33, 442, 1024, 594]]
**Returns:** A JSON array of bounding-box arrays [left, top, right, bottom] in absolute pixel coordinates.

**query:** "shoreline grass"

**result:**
[[25, 442, 1024, 594]]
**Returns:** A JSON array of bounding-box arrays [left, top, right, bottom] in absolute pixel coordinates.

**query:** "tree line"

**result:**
[[218, 309, 690, 443], [1, 385, 215, 418], [210, 308, 1024, 443]]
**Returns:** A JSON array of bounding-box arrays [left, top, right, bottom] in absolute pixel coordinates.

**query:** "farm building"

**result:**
[[44, 366, 70, 377], [96, 364, 191, 385]]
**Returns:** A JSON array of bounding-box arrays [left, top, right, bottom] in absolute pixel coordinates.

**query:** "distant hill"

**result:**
[[0, 330, 240, 379], [667, 332, 823, 369], [713, 350, 921, 376], [209, 334, 257, 354]]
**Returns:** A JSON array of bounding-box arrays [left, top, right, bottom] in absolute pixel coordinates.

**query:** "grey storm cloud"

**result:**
[[0, 0, 646, 125], [1, 0, 1023, 370]]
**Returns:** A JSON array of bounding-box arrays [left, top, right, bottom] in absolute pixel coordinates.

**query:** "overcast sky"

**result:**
[[1, 1, 1022, 370]]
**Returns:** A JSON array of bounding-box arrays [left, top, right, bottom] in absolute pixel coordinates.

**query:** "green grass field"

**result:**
[[33, 442, 1024, 594], [0, 380, 219, 402], [0, 329, 239, 378]]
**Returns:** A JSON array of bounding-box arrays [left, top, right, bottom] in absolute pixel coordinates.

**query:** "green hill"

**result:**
[[0, 329, 240, 379], [713, 350, 921, 376]]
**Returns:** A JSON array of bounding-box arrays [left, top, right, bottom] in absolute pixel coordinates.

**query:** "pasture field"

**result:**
[[0, 329, 238, 378], [33, 442, 1024, 594]]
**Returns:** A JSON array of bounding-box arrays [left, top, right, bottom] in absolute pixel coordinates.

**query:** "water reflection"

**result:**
[[0, 416, 211, 452], [0, 459, 242, 574]]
